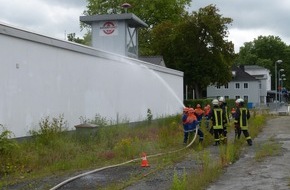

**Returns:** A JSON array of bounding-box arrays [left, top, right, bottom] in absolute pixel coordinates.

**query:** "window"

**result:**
[[244, 96, 248, 101], [225, 96, 229, 99], [216, 85, 221, 89], [235, 83, 240, 89], [224, 83, 229, 89], [244, 83, 248, 88], [235, 96, 240, 100], [259, 83, 262, 89]]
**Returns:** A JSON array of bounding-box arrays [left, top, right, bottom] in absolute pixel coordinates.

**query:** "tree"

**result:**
[[83, 0, 191, 55], [236, 35, 290, 90], [67, 32, 91, 46], [152, 5, 235, 98]]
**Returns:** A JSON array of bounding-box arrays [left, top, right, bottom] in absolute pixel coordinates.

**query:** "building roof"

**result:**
[[139, 56, 166, 67], [80, 13, 148, 28], [244, 65, 269, 71], [232, 66, 257, 82]]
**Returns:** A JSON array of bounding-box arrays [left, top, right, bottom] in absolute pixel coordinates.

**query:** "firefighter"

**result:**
[[204, 104, 211, 130], [209, 99, 226, 146], [231, 107, 236, 121], [194, 104, 204, 126], [218, 96, 229, 143], [234, 98, 253, 146], [182, 107, 190, 145], [186, 108, 204, 144]]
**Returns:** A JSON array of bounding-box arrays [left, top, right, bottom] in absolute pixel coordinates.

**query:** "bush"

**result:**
[[29, 114, 67, 145], [0, 124, 19, 174]]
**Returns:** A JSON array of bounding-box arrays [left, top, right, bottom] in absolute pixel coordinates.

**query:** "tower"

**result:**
[[80, 13, 147, 58]]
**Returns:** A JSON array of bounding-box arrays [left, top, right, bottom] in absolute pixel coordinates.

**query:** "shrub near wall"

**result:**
[[184, 99, 237, 111]]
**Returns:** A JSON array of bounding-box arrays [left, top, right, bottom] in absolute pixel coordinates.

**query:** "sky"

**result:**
[[0, 0, 289, 53]]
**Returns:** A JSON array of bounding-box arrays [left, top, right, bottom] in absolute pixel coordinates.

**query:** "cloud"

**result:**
[[1, 0, 289, 53], [0, 0, 87, 39]]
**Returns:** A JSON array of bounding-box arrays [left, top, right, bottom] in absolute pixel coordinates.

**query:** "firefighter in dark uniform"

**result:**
[[234, 98, 253, 146], [209, 99, 226, 146], [218, 96, 229, 143]]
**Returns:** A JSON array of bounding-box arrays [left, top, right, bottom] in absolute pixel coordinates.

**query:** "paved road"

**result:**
[[207, 116, 290, 190]]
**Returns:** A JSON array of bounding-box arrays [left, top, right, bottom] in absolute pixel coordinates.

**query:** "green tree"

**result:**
[[152, 5, 235, 98], [83, 0, 191, 55], [236, 35, 290, 90], [67, 32, 91, 46]]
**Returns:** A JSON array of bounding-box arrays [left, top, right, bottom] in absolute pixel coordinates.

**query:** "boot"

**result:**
[[247, 139, 253, 146], [213, 141, 220, 146], [223, 137, 227, 144]]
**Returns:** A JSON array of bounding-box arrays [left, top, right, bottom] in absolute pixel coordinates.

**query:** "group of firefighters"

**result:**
[[182, 97, 252, 146]]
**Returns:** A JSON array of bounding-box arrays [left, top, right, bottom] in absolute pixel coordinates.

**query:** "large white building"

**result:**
[[207, 65, 270, 108], [0, 13, 184, 138]]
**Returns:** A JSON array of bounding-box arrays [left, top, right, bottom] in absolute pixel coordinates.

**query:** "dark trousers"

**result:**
[[213, 129, 223, 145], [184, 129, 204, 144], [223, 124, 228, 138], [235, 125, 252, 145]]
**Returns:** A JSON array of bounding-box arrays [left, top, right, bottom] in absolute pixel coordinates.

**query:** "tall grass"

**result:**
[[255, 140, 282, 161], [0, 112, 267, 189], [171, 112, 267, 190], [0, 114, 184, 186]]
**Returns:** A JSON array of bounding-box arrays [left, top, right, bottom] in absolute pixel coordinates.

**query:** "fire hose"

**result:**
[[49, 126, 199, 190]]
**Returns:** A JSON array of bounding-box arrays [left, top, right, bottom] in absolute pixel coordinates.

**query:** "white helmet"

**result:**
[[218, 96, 225, 102], [212, 99, 219, 105], [235, 98, 244, 104]]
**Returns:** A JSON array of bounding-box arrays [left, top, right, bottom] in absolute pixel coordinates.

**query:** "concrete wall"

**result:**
[[0, 23, 184, 138]]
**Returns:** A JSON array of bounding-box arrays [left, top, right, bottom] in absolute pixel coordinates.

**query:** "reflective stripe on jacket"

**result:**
[[234, 107, 250, 130], [239, 108, 249, 130], [212, 108, 223, 129]]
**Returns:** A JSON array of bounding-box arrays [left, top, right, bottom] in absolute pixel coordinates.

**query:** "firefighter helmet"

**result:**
[[218, 96, 225, 102], [212, 99, 219, 105]]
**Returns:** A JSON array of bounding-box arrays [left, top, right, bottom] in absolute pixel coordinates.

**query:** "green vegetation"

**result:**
[[0, 112, 268, 189], [172, 169, 187, 190], [170, 112, 268, 190], [255, 139, 282, 161], [0, 114, 185, 188]]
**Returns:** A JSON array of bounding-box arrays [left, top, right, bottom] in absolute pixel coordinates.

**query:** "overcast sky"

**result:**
[[0, 0, 289, 53]]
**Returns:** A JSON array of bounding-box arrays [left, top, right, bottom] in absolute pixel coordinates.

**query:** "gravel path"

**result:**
[[206, 116, 290, 190]]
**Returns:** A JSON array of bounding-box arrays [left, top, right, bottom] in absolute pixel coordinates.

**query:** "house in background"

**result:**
[[243, 65, 271, 104], [207, 65, 270, 108]]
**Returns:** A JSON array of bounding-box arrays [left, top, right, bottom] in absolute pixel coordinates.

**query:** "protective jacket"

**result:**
[[234, 107, 250, 130], [194, 108, 204, 123], [209, 107, 225, 130], [220, 103, 229, 125]]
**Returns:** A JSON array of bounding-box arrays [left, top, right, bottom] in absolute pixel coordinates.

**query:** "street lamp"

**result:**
[[281, 77, 286, 102], [278, 69, 285, 102], [275, 60, 283, 111]]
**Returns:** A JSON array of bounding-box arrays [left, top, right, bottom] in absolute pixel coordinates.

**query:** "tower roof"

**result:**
[[80, 13, 148, 28]]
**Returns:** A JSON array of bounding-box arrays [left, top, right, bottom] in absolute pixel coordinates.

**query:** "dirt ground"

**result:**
[[6, 116, 290, 190]]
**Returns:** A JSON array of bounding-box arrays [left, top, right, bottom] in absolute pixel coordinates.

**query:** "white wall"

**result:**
[[0, 23, 184, 138], [244, 68, 271, 91]]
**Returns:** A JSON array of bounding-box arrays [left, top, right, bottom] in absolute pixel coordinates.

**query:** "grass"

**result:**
[[171, 111, 268, 190], [0, 111, 268, 189], [0, 115, 186, 187], [254, 137, 282, 161]]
